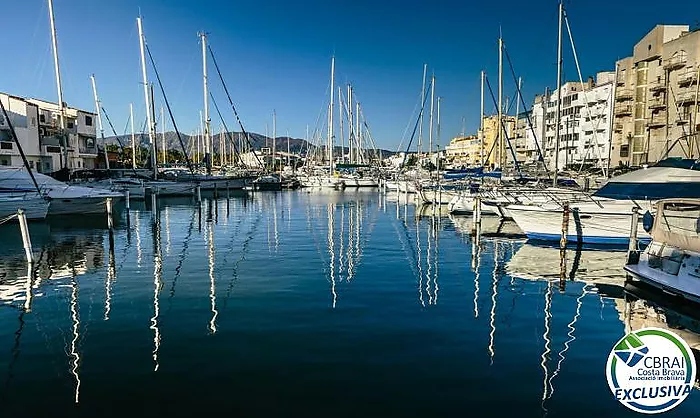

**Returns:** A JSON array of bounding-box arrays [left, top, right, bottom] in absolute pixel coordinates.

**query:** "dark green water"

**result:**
[[0, 190, 697, 417]]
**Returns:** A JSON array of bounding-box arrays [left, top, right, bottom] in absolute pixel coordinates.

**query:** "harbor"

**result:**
[[1, 0, 700, 415]]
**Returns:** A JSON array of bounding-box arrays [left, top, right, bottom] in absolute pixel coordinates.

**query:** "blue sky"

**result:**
[[1, 1, 698, 150]]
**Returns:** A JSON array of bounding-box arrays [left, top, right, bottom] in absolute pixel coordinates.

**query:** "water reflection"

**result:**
[[150, 201, 163, 372]]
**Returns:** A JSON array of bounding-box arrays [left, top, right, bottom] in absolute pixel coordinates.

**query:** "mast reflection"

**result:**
[[150, 201, 163, 372]]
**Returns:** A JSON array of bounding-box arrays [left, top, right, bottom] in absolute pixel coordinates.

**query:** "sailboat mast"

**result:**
[[273, 110, 277, 172], [498, 36, 503, 170], [199, 110, 204, 165], [428, 73, 435, 158], [348, 84, 353, 164], [339, 86, 345, 164], [514, 76, 522, 166], [328, 56, 335, 176], [480, 70, 485, 167], [48, 0, 67, 169], [356, 101, 360, 164], [419, 64, 427, 157], [161, 106, 166, 165], [137, 16, 157, 179], [286, 129, 290, 167], [130, 103, 137, 169], [90, 74, 109, 171], [553, 0, 564, 186], [200, 32, 211, 175]]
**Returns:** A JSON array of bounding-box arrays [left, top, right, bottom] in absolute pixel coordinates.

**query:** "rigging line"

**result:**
[[562, 11, 606, 174], [485, 75, 522, 175], [207, 45, 264, 169], [144, 43, 194, 175], [0, 99, 40, 192], [400, 80, 433, 168], [502, 44, 548, 172], [209, 92, 244, 167], [100, 106, 127, 150]]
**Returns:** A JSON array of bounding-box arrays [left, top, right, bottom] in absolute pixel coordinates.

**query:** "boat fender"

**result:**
[[642, 211, 654, 233]]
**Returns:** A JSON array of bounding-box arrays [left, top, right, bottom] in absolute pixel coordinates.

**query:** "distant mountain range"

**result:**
[[104, 131, 395, 157]]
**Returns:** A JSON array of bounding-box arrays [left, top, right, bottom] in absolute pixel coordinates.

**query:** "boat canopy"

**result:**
[[652, 199, 700, 253], [593, 167, 700, 200]]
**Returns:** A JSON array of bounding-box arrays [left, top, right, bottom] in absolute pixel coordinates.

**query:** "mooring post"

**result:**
[[196, 184, 202, 203], [214, 183, 218, 198], [106, 198, 114, 232], [472, 196, 482, 235], [226, 181, 230, 199], [627, 207, 640, 264], [17, 209, 33, 264], [559, 204, 570, 292], [125, 190, 130, 210]]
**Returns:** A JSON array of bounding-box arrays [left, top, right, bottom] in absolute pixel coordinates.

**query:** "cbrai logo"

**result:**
[[606, 327, 696, 414]]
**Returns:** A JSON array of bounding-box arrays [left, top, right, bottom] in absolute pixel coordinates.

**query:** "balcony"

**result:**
[[649, 79, 667, 93], [647, 113, 666, 129], [78, 147, 98, 156], [615, 89, 634, 101], [648, 97, 667, 110], [664, 54, 687, 70], [613, 123, 623, 132], [676, 92, 696, 106], [678, 68, 698, 86], [614, 104, 633, 117]]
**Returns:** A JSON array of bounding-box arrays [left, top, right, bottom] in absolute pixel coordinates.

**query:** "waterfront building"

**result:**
[[611, 25, 700, 167], [445, 135, 478, 166], [0, 92, 98, 172], [516, 72, 614, 170]]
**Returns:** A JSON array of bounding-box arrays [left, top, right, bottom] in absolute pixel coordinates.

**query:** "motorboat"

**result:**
[[0, 193, 51, 220], [625, 199, 700, 303], [0, 167, 123, 216]]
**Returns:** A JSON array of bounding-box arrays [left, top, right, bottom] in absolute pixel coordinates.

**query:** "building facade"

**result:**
[[516, 72, 615, 170], [611, 25, 700, 167], [0, 92, 98, 172]]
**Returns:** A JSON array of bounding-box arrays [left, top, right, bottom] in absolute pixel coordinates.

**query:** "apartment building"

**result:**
[[612, 25, 700, 167], [515, 72, 615, 170], [0, 92, 98, 172]]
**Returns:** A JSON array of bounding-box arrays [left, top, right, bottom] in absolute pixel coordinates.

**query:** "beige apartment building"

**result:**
[[612, 25, 700, 167]]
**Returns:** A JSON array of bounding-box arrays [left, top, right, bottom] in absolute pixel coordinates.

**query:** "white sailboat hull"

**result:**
[[0, 195, 50, 220], [507, 201, 651, 245]]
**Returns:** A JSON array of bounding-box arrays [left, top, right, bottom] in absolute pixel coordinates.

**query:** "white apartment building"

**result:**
[[516, 71, 615, 170], [0, 92, 98, 173]]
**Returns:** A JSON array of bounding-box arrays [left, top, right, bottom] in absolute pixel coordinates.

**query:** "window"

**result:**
[[620, 144, 629, 158], [40, 114, 46, 123], [0, 142, 12, 149], [47, 146, 61, 153], [67, 121, 74, 129], [0, 159, 8, 166], [85, 115, 93, 126]]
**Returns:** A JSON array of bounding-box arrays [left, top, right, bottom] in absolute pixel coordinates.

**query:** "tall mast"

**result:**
[[339, 86, 345, 163], [328, 56, 335, 175], [356, 101, 360, 164], [606, 63, 619, 178], [200, 32, 211, 175], [480, 70, 485, 167], [428, 73, 435, 157], [199, 110, 204, 166], [273, 110, 277, 172], [90, 74, 109, 171], [137, 16, 157, 179], [130, 103, 137, 169], [553, 0, 564, 186], [348, 84, 353, 164], [48, 0, 67, 169], [161, 106, 167, 165], [498, 36, 504, 170], [286, 129, 290, 167], [514, 76, 522, 166], [419, 64, 427, 156]]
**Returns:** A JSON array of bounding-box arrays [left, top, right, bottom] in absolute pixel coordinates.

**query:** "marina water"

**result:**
[[0, 190, 697, 417]]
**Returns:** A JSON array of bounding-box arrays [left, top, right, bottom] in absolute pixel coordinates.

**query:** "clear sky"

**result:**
[[1, 0, 698, 151]]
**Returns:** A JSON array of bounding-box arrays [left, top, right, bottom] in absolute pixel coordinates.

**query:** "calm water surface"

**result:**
[[0, 190, 697, 417]]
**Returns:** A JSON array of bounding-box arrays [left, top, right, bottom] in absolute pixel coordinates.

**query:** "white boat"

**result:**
[[146, 180, 196, 196], [0, 167, 123, 216], [87, 178, 150, 199], [0, 193, 51, 220], [507, 198, 651, 245], [625, 199, 700, 303]]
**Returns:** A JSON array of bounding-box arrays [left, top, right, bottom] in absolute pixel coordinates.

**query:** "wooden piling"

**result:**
[[627, 207, 640, 264], [106, 198, 114, 232], [559, 204, 570, 292]]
